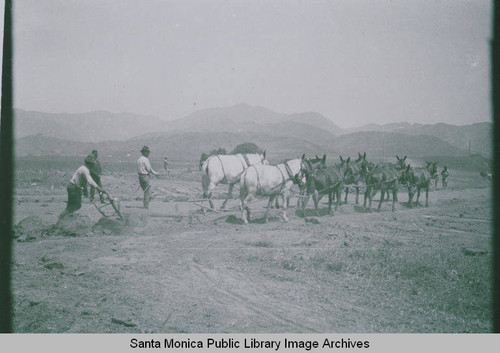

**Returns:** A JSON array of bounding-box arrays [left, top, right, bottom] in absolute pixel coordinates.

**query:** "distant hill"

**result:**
[[14, 109, 167, 142], [15, 132, 326, 163], [15, 134, 96, 157], [343, 122, 412, 134], [13, 104, 490, 159], [164, 103, 342, 138], [16, 129, 467, 165], [343, 121, 491, 157], [396, 122, 491, 158], [327, 132, 467, 158]]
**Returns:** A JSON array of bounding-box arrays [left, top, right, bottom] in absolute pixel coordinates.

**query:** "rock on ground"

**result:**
[[14, 216, 46, 242], [43, 214, 93, 237]]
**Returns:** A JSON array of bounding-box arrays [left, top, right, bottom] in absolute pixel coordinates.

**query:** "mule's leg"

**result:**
[[328, 192, 333, 215], [282, 191, 290, 222], [265, 195, 276, 223], [363, 187, 369, 208], [344, 187, 349, 204], [425, 186, 429, 207], [202, 175, 214, 210], [408, 187, 413, 208], [313, 191, 321, 216], [416, 188, 421, 206], [391, 188, 396, 212], [296, 190, 303, 208], [221, 183, 235, 209], [378, 189, 384, 210], [301, 194, 310, 216], [206, 181, 217, 209], [355, 186, 360, 205], [335, 188, 341, 212], [241, 194, 254, 224]]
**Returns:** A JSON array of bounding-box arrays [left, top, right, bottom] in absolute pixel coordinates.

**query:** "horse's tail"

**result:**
[[201, 158, 211, 197]]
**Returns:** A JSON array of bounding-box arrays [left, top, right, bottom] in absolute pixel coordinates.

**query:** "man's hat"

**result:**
[[84, 155, 96, 164], [141, 145, 150, 153]]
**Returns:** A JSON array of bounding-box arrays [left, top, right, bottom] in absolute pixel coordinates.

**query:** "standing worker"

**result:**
[[441, 166, 450, 188], [88, 150, 105, 203], [137, 146, 158, 209], [59, 155, 106, 219]]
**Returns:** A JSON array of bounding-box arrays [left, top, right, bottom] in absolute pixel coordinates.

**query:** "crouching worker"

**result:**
[[59, 155, 106, 219]]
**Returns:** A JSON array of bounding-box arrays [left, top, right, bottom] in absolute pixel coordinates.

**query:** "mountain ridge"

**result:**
[[14, 104, 491, 157]]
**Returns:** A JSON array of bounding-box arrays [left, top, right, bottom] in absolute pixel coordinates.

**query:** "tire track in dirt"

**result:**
[[189, 262, 321, 332]]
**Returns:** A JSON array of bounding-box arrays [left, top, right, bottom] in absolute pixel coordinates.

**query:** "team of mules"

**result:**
[[200, 151, 448, 223]]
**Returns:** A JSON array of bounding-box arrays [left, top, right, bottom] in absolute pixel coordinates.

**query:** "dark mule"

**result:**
[[363, 163, 401, 212], [396, 155, 407, 170], [400, 164, 432, 207], [302, 157, 352, 216], [343, 153, 371, 204], [295, 154, 326, 208]]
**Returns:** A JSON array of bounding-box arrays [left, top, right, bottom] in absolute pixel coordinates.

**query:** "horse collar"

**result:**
[[284, 161, 294, 179]]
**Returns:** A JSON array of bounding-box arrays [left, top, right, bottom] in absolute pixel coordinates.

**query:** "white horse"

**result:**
[[201, 152, 268, 209], [239, 158, 305, 224]]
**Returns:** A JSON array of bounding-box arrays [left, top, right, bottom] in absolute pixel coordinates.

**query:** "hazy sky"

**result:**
[[13, 0, 492, 128]]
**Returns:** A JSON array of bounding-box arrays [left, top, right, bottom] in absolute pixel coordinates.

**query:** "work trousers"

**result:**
[[139, 174, 152, 209]]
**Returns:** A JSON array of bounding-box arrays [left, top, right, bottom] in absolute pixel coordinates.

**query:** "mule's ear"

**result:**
[[406, 165, 411, 172], [263, 150, 266, 158], [363, 152, 366, 159], [404, 156, 407, 161], [301, 153, 305, 160], [322, 154, 326, 163], [340, 156, 344, 162], [347, 157, 350, 164], [396, 155, 400, 161], [358, 152, 361, 158]]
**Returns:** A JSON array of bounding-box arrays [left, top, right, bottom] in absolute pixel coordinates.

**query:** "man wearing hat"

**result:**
[[137, 146, 158, 209], [59, 155, 106, 219], [88, 149, 105, 203]]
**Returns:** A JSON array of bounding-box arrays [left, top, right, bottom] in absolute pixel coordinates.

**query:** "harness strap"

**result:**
[[242, 154, 252, 168], [235, 154, 248, 170], [276, 164, 287, 194], [284, 161, 294, 180]]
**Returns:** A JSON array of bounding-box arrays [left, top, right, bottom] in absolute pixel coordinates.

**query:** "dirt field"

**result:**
[[11, 160, 492, 333]]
